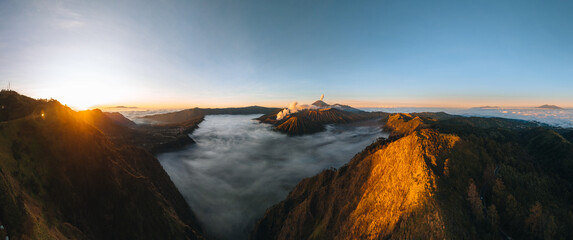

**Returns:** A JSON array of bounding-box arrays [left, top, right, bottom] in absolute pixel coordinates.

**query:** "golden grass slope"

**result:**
[[252, 128, 460, 240], [342, 130, 459, 239]]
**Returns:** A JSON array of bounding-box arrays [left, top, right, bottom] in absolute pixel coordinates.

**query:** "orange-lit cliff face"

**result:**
[[251, 126, 459, 239], [342, 130, 459, 239], [252, 113, 573, 240]]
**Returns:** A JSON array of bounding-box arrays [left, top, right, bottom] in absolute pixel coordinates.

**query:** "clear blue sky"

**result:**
[[1, 0, 572, 109]]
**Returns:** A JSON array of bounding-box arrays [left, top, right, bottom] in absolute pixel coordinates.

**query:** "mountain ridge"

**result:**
[[0, 90, 204, 239], [537, 104, 562, 109], [251, 112, 573, 239], [141, 106, 281, 124], [258, 105, 388, 136]]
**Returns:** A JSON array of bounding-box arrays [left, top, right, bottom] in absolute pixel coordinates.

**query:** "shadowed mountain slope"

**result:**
[[77, 108, 204, 154], [141, 106, 280, 124], [0, 91, 204, 239], [275, 116, 326, 136], [252, 113, 573, 239], [103, 111, 137, 127]]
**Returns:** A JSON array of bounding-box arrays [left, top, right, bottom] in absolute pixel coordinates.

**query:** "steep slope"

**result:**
[[275, 116, 325, 136], [0, 91, 204, 239], [251, 129, 458, 240], [252, 113, 573, 239], [103, 111, 137, 127]]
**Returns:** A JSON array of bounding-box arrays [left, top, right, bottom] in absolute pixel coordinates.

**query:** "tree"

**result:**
[[544, 214, 557, 240], [525, 202, 543, 238], [492, 178, 506, 212], [488, 204, 499, 231], [443, 158, 450, 177], [467, 179, 483, 219], [504, 194, 522, 232]]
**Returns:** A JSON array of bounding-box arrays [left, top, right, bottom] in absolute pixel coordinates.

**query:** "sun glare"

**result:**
[[34, 82, 131, 111]]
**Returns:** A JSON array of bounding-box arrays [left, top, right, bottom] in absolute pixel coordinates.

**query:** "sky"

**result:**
[[1, 0, 572, 109]]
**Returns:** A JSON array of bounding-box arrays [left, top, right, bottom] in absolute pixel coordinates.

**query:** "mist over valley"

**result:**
[[157, 114, 385, 239]]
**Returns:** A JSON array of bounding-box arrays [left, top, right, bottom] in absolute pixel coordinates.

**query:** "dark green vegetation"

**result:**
[[0, 90, 203, 239], [141, 106, 281, 124], [252, 112, 573, 239], [258, 108, 387, 136]]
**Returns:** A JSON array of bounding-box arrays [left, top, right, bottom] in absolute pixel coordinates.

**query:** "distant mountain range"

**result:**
[[140, 106, 281, 124], [537, 104, 563, 109], [478, 105, 501, 109], [258, 100, 386, 135], [476, 105, 563, 109], [311, 100, 363, 112]]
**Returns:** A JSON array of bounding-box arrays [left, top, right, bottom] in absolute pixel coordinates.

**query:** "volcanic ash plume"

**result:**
[[276, 101, 317, 120], [320, 94, 324, 101]]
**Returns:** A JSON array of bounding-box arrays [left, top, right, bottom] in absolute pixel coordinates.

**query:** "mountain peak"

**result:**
[[537, 104, 562, 109], [311, 100, 330, 108]]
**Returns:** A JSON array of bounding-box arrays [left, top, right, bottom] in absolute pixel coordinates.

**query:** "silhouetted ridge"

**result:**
[[537, 104, 562, 109], [77, 109, 202, 154], [142, 106, 281, 124], [103, 111, 136, 127], [0, 90, 56, 122]]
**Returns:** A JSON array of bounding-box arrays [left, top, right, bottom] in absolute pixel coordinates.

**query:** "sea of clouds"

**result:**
[[156, 114, 385, 240]]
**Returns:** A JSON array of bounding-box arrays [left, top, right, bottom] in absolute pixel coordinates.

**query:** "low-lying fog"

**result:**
[[157, 114, 386, 240]]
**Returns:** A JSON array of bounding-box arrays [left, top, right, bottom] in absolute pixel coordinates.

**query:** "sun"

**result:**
[[36, 82, 128, 111], [55, 87, 102, 110]]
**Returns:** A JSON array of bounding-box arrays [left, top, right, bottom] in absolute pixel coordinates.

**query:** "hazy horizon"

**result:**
[[94, 101, 573, 111]]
